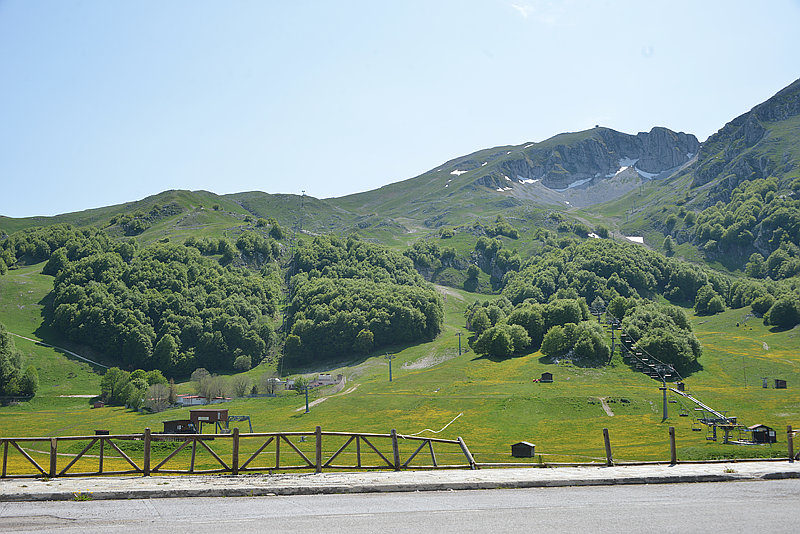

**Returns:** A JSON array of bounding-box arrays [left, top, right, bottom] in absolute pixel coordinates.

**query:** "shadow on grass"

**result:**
[[280, 340, 422, 376], [470, 352, 529, 363], [768, 324, 799, 334], [33, 291, 113, 373]]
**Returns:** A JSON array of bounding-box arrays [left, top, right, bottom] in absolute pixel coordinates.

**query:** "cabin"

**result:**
[[748, 424, 777, 444], [92, 400, 105, 409], [316, 374, 341, 385], [190, 408, 229, 432], [176, 395, 207, 407], [162, 419, 197, 434], [540, 372, 553, 383], [511, 441, 536, 458], [775, 379, 787, 389]]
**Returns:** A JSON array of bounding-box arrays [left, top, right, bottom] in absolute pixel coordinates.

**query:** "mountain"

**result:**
[[608, 77, 800, 272], [689, 78, 800, 201], [330, 127, 700, 227], [3, 78, 799, 258]]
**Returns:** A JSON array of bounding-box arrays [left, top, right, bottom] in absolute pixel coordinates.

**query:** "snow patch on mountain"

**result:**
[[553, 177, 593, 192]]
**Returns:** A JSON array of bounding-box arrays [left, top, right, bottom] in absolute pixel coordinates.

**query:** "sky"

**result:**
[[1, 1, 799, 218]]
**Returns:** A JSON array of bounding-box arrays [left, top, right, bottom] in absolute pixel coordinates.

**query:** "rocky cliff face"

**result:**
[[692, 78, 800, 193], [494, 127, 699, 191]]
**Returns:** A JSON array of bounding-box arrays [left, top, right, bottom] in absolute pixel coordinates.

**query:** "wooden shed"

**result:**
[[93, 400, 105, 409], [162, 419, 196, 434], [540, 372, 553, 383], [748, 424, 777, 444], [190, 408, 228, 431], [511, 441, 536, 458], [775, 379, 787, 389]]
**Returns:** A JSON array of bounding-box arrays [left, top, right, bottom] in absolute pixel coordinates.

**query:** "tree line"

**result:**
[[0, 322, 38, 397], [284, 236, 443, 364]]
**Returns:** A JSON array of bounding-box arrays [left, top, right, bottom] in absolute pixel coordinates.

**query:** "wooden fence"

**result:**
[[474, 425, 798, 468], [1, 425, 796, 479], [0, 426, 476, 479]]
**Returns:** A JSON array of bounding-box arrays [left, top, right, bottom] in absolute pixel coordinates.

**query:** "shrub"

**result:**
[[764, 296, 800, 329], [233, 354, 252, 371]]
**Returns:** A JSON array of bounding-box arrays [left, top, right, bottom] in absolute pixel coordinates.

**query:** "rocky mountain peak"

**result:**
[[478, 127, 698, 193]]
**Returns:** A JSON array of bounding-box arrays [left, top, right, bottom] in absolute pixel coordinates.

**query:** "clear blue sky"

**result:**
[[1, 0, 799, 218]]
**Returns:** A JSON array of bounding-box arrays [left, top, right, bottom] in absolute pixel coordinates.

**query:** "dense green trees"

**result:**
[[0, 322, 38, 397], [540, 321, 609, 364], [285, 236, 443, 364], [474, 324, 530, 357], [502, 238, 733, 309], [694, 285, 725, 315], [100, 366, 169, 408], [764, 295, 800, 328], [615, 299, 701, 374], [48, 241, 279, 374], [468, 296, 605, 362], [687, 177, 800, 278]]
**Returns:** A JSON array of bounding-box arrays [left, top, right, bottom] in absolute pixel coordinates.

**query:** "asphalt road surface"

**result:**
[[1, 480, 798, 533]]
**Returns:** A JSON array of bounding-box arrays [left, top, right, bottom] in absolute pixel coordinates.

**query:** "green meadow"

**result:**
[[1, 262, 798, 476]]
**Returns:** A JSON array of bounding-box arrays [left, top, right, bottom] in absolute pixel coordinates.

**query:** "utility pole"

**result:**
[[610, 319, 616, 355], [660, 380, 668, 422], [742, 352, 748, 388], [386, 353, 395, 382], [304, 385, 310, 414], [456, 332, 463, 356]]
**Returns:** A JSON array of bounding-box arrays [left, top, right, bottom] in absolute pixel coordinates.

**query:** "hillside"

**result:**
[[327, 126, 699, 231], [2, 79, 800, 465], [603, 78, 800, 273]]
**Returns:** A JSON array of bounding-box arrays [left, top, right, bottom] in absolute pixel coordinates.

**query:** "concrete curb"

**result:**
[[2, 464, 799, 502]]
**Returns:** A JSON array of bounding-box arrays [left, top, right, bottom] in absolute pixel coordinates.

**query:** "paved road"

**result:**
[[1, 480, 798, 533]]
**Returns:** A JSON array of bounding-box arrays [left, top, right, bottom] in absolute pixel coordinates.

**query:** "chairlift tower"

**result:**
[[385, 353, 396, 382]]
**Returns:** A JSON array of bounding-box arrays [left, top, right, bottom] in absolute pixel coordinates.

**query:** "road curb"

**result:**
[[2, 468, 799, 502]]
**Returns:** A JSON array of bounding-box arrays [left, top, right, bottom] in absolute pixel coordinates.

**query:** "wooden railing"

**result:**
[[2, 425, 796, 479], [0, 426, 477, 479]]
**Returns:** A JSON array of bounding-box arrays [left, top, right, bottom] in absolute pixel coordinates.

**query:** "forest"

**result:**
[[1, 198, 800, 387], [284, 235, 443, 364]]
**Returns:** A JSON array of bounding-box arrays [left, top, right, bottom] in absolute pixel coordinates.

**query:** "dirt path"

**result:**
[[599, 397, 615, 417], [294, 384, 360, 412], [403, 351, 458, 370], [434, 285, 465, 301]]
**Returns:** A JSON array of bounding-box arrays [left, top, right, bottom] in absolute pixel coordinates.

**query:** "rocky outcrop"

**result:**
[[692, 77, 800, 191], [495, 127, 699, 190]]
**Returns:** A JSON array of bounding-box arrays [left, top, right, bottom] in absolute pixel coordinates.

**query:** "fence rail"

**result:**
[[1, 426, 796, 479], [0, 426, 476, 479]]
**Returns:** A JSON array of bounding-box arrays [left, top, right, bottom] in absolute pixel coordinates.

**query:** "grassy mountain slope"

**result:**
[[0, 268, 797, 464], [2, 79, 800, 466], [600, 78, 800, 271], [0, 190, 250, 236]]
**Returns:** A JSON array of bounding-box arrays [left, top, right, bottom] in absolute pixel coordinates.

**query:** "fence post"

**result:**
[[99, 438, 104, 475], [49, 437, 58, 478], [143, 428, 151, 476], [458, 436, 477, 470], [603, 428, 613, 467], [669, 426, 677, 465], [391, 429, 401, 471], [315, 426, 322, 474], [232, 427, 240, 475], [788, 425, 794, 463]]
